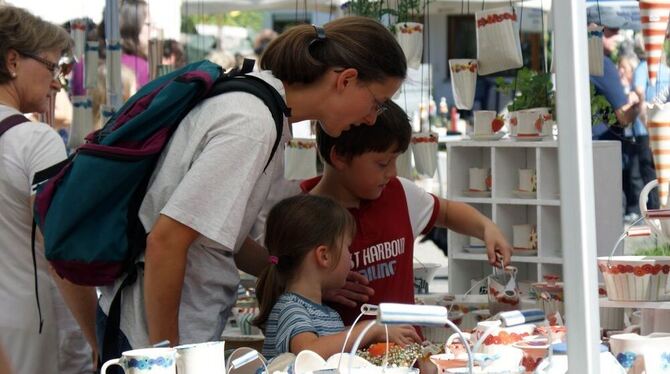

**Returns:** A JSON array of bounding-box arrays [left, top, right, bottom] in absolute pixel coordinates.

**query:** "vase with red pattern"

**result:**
[[640, 0, 670, 85]]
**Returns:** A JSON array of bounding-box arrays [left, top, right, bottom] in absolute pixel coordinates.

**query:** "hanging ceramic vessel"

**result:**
[[475, 7, 523, 75], [449, 59, 478, 110], [284, 138, 318, 180], [587, 25, 604, 76], [396, 22, 424, 70], [411, 132, 438, 177]]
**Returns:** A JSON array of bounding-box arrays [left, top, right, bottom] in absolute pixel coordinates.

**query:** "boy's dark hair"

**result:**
[[317, 100, 411, 165]]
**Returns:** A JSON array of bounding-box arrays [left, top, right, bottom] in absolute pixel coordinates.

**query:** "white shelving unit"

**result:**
[[446, 139, 623, 294]]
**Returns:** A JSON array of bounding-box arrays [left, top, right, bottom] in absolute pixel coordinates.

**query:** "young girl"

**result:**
[[255, 195, 421, 360]]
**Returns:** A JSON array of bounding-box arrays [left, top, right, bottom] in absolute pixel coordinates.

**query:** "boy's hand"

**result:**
[[384, 325, 422, 346], [323, 271, 374, 307], [484, 222, 513, 267]]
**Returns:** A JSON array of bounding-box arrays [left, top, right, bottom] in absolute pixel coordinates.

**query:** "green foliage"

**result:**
[[385, 0, 424, 24], [345, 0, 387, 19], [634, 244, 670, 256], [184, 11, 263, 32], [590, 84, 617, 126], [495, 68, 554, 112]]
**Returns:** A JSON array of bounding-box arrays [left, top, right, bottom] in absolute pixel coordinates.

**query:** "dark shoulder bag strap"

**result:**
[[0, 114, 30, 137]]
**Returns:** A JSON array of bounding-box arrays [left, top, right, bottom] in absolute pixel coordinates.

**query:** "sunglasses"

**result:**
[[20, 52, 75, 87]]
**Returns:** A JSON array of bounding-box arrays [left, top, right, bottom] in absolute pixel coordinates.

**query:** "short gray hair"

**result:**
[[0, 5, 72, 84]]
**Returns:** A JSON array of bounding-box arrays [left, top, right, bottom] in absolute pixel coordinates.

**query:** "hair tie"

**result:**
[[268, 255, 279, 265], [313, 25, 326, 40], [309, 25, 327, 49]]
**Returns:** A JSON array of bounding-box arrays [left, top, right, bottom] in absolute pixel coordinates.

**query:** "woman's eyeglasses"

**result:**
[[365, 85, 388, 116], [20, 52, 74, 87]]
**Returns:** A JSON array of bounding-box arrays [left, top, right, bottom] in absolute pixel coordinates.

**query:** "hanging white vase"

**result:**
[[449, 59, 478, 110], [475, 7, 523, 75], [411, 132, 438, 177], [68, 96, 94, 150], [395, 22, 424, 70], [84, 41, 99, 89], [395, 149, 414, 180], [587, 25, 604, 77], [284, 138, 318, 180]]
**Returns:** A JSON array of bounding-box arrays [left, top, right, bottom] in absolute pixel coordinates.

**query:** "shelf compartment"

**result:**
[[448, 147, 492, 199], [492, 147, 537, 200], [538, 147, 560, 200], [539, 206, 562, 258]]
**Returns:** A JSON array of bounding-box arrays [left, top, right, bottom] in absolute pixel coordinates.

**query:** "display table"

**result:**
[[221, 326, 264, 352]]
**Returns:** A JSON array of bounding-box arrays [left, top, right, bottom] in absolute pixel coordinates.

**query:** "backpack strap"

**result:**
[[207, 74, 291, 172], [0, 114, 30, 137]]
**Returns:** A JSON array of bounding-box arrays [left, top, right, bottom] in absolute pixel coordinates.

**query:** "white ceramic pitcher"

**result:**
[[639, 179, 670, 242]]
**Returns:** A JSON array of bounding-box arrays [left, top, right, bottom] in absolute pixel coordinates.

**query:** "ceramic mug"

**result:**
[[516, 110, 542, 136], [474, 111, 497, 135], [175, 341, 225, 374], [101, 348, 176, 374], [469, 168, 491, 192], [512, 224, 536, 250], [518, 169, 536, 192]]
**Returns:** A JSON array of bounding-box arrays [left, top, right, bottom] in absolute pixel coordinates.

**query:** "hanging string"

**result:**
[[511, 0, 525, 108], [329, 0, 333, 21], [481, 0, 485, 12], [540, 0, 549, 108], [426, 0, 432, 133], [596, 0, 602, 26], [419, 0, 424, 132], [304, 0, 308, 23], [295, 0, 299, 24]]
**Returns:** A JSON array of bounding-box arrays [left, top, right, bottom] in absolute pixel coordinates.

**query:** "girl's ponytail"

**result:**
[[253, 264, 285, 329]]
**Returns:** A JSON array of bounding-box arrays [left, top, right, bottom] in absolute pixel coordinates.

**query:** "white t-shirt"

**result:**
[[99, 70, 291, 348], [0, 105, 67, 373]]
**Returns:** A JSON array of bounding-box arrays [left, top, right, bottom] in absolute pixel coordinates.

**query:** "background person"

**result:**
[[0, 5, 97, 373]]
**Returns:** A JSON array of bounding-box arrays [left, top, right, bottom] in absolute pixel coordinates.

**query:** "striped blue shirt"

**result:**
[[262, 292, 345, 359]]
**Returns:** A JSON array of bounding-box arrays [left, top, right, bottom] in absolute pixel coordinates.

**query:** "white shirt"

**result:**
[[0, 105, 67, 373], [99, 70, 291, 348]]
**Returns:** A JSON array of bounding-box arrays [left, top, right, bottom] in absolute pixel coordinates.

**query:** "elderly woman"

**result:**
[[0, 5, 97, 373]]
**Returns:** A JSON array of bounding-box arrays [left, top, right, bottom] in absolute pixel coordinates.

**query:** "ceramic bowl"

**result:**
[[413, 262, 442, 294], [512, 339, 549, 373], [609, 333, 670, 374], [596, 256, 670, 301]]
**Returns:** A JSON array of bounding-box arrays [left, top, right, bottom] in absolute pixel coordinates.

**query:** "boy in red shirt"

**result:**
[[302, 101, 512, 325]]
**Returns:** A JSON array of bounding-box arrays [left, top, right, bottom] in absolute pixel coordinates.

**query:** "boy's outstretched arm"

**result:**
[[289, 324, 420, 359], [436, 199, 513, 266]]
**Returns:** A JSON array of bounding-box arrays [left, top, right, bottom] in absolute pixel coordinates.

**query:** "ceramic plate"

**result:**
[[463, 245, 488, 254], [513, 190, 536, 199], [464, 190, 491, 198], [513, 248, 538, 256], [511, 134, 546, 141], [468, 132, 506, 141]]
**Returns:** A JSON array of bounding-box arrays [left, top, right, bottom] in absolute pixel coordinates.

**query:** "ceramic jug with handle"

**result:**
[[639, 179, 670, 243]]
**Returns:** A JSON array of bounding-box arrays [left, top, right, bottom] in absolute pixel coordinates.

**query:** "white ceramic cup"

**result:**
[[101, 348, 176, 374], [512, 224, 534, 249], [469, 168, 490, 191], [175, 341, 225, 374], [518, 168, 536, 192], [516, 110, 542, 136], [473, 111, 497, 135]]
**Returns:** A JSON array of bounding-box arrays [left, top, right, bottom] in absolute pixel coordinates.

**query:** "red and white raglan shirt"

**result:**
[[300, 176, 440, 325]]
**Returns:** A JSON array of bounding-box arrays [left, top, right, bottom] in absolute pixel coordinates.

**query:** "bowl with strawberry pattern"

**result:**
[[597, 256, 670, 301]]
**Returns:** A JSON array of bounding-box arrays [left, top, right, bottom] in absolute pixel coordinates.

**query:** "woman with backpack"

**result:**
[[96, 15, 407, 357], [0, 5, 98, 373]]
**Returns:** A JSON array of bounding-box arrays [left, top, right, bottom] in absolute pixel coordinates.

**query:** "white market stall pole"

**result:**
[[553, 0, 602, 372]]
